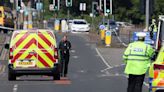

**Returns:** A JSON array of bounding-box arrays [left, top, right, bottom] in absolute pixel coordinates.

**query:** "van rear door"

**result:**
[[37, 30, 57, 68], [11, 31, 38, 68]]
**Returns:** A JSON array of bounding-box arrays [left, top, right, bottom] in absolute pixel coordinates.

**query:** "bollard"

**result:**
[[28, 21, 33, 29], [23, 21, 28, 29], [99, 24, 106, 45], [105, 30, 112, 46], [100, 29, 105, 41], [54, 20, 60, 31]]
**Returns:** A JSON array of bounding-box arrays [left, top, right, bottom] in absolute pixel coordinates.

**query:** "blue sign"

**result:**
[[99, 25, 106, 30], [106, 31, 111, 36]]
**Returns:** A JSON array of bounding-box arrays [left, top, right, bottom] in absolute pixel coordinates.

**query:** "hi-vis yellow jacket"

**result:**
[[123, 41, 154, 75]]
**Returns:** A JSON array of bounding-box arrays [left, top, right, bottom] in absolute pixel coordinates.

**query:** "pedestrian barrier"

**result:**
[[112, 29, 128, 47]]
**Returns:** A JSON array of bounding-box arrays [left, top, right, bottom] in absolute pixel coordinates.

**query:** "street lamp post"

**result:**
[[146, 0, 149, 31]]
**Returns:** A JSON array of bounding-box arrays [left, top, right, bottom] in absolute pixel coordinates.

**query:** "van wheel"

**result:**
[[8, 70, 16, 81], [53, 73, 60, 80]]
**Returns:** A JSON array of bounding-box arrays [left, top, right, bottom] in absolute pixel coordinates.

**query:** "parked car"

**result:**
[[99, 19, 120, 36], [70, 19, 90, 32], [116, 21, 134, 28], [109, 20, 120, 35]]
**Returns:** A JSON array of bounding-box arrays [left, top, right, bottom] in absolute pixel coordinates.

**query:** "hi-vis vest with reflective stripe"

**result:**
[[10, 29, 57, 68], [123, 41, 154, 75]]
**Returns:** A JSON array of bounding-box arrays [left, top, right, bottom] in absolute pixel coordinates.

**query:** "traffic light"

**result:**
[[140, 0, 145, 14], [54, 0, 59, 11], [16, 0, 22, 11], [106, 0, 110, 14], [66, 0, 72, 7], [18, 0, 21, 7], [93, 3, 98, 16], [31, 0, 37, 9]]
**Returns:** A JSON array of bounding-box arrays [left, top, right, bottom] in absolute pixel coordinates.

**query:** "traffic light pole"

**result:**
[[67, 7, 70, 20]]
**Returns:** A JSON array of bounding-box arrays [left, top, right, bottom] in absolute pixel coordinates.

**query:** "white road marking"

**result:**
[[72, 56, 78, 59], [13, 84, 18, 92], [95, 48, 112, 69], [101, 64, 125, 72], [70, 50, 76, 53]]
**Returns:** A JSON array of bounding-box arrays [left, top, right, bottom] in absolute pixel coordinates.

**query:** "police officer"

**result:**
[[123, 32, 154, 92], [59, 35, 71, 77], [149, 19, 157, 40]]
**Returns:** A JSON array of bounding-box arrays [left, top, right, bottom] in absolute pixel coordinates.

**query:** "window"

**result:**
[[160, 21, 164, 42]]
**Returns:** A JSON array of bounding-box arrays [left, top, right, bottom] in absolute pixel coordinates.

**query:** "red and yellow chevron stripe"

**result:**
[[10, 30, 57, 68]]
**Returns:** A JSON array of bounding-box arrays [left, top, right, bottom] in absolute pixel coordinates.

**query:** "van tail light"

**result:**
[[154, 64, 164, 70], [54, 48, 58, 59], [9, 48, 13, 59]]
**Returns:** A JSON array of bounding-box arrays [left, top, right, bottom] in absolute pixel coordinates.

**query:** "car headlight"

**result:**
[[115, 27, 119, 30]]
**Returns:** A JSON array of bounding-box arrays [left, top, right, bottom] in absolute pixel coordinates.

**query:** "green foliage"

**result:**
[[43, 0, 164, 24]]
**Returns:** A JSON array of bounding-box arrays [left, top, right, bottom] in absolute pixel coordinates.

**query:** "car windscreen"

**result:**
[[74, 21, 87, 24], [109, 21, 116, 25]]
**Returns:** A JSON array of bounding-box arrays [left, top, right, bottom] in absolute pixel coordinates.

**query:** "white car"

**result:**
[[116, 21, 134, 28], [70, 19, 90, 32]]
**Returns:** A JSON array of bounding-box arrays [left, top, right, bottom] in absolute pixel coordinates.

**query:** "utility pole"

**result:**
[[99, 0, 101, 10], [146, 0, 149, 31], [104, 0, 106, 16], [110, 0, 112, 15]]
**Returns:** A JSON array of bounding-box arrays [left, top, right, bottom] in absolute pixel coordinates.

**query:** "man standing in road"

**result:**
[[123, 32, 154, 92], [59, 35, 71, 77], [149, 19, 158, 40]]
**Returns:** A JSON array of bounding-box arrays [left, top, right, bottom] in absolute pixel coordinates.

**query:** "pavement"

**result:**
[[0, 32, 149, 92]]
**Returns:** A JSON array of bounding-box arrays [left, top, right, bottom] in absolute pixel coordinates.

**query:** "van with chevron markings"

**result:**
[[7, 29, 60, 80]]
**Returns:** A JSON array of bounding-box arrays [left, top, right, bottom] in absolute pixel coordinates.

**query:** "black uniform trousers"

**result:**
[[127, 74, 145, 92], [61, 54, 70, 76]]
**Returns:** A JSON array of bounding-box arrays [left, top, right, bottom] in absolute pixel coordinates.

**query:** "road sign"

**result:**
[[106, 30, 111, 36], [99, 25, 105, 30], [80, 3, 86, 11]]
